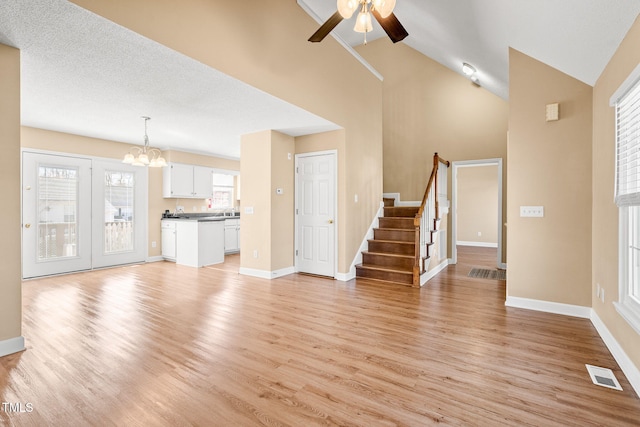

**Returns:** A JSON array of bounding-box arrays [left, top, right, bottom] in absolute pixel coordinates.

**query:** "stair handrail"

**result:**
[[413, 153, 450, 286]]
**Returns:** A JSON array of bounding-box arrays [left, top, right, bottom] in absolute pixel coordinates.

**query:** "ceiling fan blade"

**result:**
[[308, 11, 344, 43], [372, 10, 409, 43]]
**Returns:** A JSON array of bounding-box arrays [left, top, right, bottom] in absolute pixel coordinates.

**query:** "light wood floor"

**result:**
[[1, 247, 639, 426]]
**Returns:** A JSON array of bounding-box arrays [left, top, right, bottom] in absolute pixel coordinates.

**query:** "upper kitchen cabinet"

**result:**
[[163, 162, 213, 198]]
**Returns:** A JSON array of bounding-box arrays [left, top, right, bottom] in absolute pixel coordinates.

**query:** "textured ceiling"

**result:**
[[0, 0, 340, 160], [300, 0, 640, 100]]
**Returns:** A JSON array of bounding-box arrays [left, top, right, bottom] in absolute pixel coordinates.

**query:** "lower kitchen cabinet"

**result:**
[[176, 220, 224, 267], [224, 218, 240, 254]]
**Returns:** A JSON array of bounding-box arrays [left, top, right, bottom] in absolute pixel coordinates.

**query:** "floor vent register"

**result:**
[[585, 364, 623, 391]]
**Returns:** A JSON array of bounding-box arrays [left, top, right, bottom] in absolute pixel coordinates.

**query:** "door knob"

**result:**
[[328, 219, 334, 224], [24, 223, 31, 228]]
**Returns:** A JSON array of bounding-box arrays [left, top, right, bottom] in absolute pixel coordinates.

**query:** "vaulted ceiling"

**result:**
[[300, 0, 640, 100], [0, 0, 639, 159]]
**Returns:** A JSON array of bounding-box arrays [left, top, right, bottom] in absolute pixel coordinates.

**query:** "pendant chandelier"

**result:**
[[122, 116, 167, 167]]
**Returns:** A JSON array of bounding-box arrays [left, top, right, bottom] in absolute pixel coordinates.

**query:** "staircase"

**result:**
[[356, 153, 449, 287], [356, 198, 432, 286]]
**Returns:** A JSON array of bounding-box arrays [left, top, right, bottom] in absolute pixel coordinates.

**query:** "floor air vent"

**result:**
[[585, 364, 623, 390]]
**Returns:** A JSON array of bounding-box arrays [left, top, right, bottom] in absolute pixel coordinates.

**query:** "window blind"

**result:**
[[616, 76, 640, 207]]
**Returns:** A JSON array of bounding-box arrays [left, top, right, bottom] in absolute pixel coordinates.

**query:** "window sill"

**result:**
[[614, 301, 640, 336]]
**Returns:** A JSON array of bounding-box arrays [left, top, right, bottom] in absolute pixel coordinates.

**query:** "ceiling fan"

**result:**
[[309, 0, 408, 44]]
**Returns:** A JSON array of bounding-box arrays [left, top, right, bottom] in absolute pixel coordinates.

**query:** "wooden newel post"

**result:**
[[434, 153, 439, 220]]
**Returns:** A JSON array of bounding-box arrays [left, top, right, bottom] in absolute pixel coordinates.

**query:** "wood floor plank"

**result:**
[[1, 248, 639, 425]]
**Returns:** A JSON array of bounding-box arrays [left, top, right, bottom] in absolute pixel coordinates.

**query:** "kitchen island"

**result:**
[[162, 213, 238, 267]]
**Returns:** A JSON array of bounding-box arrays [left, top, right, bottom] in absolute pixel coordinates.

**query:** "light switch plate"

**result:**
[[520, 206, 544, 217], [546, 103, 559, 121], [244, 206, 254, 214]]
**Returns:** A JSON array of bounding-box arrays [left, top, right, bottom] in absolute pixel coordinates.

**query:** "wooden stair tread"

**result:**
[[354, 275, 414, 287], [357, 264, 412, 273], [368, 239, 413, 244], [362, 251, 413, 258]]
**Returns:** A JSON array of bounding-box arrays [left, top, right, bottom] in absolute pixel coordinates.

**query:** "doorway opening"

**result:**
[[451, 158, 504, 269]]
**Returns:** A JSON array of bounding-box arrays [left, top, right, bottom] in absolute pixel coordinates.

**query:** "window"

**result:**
[[211, 173, 235, 209], [613, 64, 640, 335]]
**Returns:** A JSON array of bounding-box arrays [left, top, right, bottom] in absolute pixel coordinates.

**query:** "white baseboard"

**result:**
[[335, 271, 355, 282], [505, 296, 591, 318], [591, 311, 640, 398], [420, 259, 450, 286], [239, 266, 295, 280], [0, 336, 25, 358], [341, 201, 384, 282], [457, 241, 498, 248], [146, 256, 165, 263]]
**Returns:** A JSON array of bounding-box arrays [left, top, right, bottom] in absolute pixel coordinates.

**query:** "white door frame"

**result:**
[[294, 150, 338, 277], [21, 148, 149, 277], [451, 158, 505, 269], [92, 158, 148, 269], [22, 151, 93, 278]]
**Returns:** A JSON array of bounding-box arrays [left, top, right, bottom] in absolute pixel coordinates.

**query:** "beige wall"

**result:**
[[457, 166, 499, 244], [72, 0, 384, 275], [508, 48, 592, 306], [240, 131, 272, 272], [21, 126, 239, 258], [593, 16, 640, 370], [240, 130, 294, 272], [356, 39, 508, 259], [271, 132, 296, 271], [0, 44, 22, 345]]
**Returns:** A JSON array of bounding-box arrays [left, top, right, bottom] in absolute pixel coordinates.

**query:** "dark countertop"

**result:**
[[162, 212, 240, 222]]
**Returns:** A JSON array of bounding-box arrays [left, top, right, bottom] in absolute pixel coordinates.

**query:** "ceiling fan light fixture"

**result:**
[[354, 10, 373, 33], [337, 0, 358, 19], [462, 62, 477, 76], [372, 0, 396, 18]]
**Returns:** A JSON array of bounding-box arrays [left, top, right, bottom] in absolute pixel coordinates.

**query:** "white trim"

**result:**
[[382, 193, 420, 207], [239, 266, 295, 280], [451, 158, 503, 268], [146, 256, 165, 263], [617, 207, 640, 334], [420, 259, 450, 286], [335, 271, 355, 282], [610, 63, 640, 106], [591, 310, 640, 398], [505, 296, 591, 319], [338, 201, 384, 282], [296, 0, 383, 81], [294, 150, 338, 279], [456, 241, 498, 248], [0, 336, 25, 358]]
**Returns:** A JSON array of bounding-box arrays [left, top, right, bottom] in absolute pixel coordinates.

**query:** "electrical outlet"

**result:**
[[477, 231, 482, 237], [253, 249, 258, 259], [151, 241, 156, 248], [596, 283, 601, 299], [601, 288, 605, 303]]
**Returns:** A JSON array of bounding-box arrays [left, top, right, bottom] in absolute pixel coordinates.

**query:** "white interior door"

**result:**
[[22, 152, 92, 278], [92, 160, 148, 268], [296, 152, 336, 277]]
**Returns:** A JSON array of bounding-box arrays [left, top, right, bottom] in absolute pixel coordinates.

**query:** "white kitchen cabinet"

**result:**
[[161, 220, 177, 260], [224, 218, 240, 253], [176, 220, 224, 267], [163, 162, 213, 198]]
